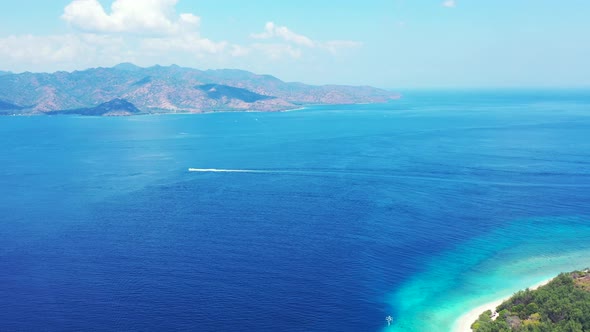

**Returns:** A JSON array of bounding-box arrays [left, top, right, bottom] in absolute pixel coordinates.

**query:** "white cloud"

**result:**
[[62, 0, 199, 35], [58, 0, 226, 63], [442, 0, 456, 8], [141, 35, 227, 55], [230, 45, 250, 57], [0, 33, 127, 70], [179, 13, 200, 26], [0, 2, 363, 72], [251, 22, 315, 47], [250, 22, 361, 58]]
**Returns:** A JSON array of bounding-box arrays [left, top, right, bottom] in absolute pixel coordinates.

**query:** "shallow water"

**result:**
[[1, 90, 589, 331]]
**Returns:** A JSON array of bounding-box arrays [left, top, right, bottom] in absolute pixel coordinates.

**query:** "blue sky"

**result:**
[[0, 0, 589, 88]]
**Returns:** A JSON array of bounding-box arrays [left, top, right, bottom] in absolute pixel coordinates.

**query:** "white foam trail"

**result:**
[[187, 168, 590, 187], [188, 168, 262, 173]]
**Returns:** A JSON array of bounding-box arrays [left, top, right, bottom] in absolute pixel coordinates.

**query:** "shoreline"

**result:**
[[453, 277, 554, 332]]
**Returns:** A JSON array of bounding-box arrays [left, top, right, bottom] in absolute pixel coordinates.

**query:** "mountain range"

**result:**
[[0, 63, 400, 115]]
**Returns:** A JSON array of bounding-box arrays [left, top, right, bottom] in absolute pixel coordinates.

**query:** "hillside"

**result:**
[[50, 98, 141, 116], [0, 100, 24, 111], [0, 64, 399, 114], [0, 99, 25, 115], [471, 271, 590, 332]]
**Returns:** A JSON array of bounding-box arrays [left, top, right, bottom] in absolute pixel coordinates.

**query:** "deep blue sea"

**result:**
[[1, 90, 590, 331]]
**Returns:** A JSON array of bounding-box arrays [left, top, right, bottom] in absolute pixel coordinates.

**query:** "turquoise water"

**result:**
[[388, 216, 590, 331], [383, 91, 590, 331], [1, 90, 589, 331]]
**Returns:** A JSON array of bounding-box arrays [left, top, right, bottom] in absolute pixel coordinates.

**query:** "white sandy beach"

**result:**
[[453, 278, 554, 332]]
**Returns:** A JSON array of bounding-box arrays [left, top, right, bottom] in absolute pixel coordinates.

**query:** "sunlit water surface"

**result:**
[[1, 90, 589, 331]]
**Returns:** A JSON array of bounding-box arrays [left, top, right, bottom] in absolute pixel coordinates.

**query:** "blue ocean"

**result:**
[[1, 90, 590, 331]]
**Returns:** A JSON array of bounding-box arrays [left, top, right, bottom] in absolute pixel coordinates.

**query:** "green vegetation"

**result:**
[[472, 270, 590, 332], [197, 84, 275, 103], [51, 98, 140, 116]]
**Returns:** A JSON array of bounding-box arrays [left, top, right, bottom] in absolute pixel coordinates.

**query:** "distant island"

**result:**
[[471, 270, 590, 332], [0, 63, 400, 116]]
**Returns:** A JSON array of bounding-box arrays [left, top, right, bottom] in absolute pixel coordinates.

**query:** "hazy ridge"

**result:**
[[0, 63, 399, 115]]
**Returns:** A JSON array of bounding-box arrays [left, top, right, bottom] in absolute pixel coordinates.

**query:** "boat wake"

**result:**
[[188, 168, 263, 173], [187, 168, 590, 188]]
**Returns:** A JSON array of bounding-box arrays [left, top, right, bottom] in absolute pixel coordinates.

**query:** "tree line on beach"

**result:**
[[472, 270, 590, 332]]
